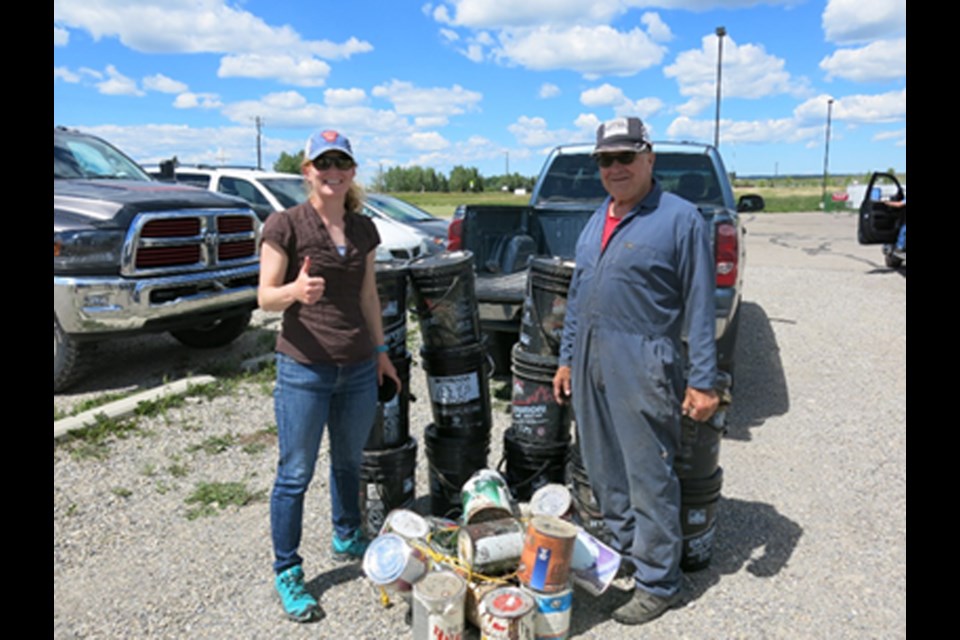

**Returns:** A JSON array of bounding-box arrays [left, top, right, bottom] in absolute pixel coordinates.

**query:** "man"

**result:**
[[553, 116, 719, 625]]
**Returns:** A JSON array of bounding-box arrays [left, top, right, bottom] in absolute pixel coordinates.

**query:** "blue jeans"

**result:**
[[270, 353, 378, 574]]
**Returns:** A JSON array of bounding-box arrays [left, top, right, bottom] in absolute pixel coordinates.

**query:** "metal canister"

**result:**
[[379, 508, 431, 542], [412, 570, 466, 640], [458, 517, 525, 577], [517, 516, 578, 593], [461, 469, 515, 524], [362, 533, 430, 593], [520, 585, 573, 640], [569, 527, 622, 596], [465, 580, 502, 629], [528, 484, 573, 520], [480, 586, 536, 640]]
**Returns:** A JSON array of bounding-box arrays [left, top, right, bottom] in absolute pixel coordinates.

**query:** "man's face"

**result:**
[[597, 149, 656, 205]]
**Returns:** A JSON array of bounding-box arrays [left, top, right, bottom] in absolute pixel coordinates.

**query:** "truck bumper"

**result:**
[[53, 263, 260, 335]]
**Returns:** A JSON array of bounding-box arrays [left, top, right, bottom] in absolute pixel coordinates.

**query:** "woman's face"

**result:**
[[303, 152, 357, 199]]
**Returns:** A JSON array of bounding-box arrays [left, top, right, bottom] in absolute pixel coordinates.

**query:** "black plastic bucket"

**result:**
[[360, 437, 418, 539], [679, 467, 723, 572], [424, 423, 490, 519], [501, 426, 569, 503], [408, 251, 481, 351], [365, 353, 412, 451], [420, 342, 493, 435], [519, 257, 575, 357], [564, 438, 614, 543], [510, 344, 571, 444], [377, 261, 410, 360], [673, 415, 725, 480]]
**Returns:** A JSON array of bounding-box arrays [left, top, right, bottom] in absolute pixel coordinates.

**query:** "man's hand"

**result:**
[[553, 365, 572, 404], [682, 387, 719, 422]]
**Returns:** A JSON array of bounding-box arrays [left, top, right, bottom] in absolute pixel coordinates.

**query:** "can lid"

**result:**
[[381, 509, 430, 540], [530, 515, 579, 539], [415, 570, 466, 601], [529, 484, 572, 518], [483, 587, 534, 617], [362, 533, 409, 584]]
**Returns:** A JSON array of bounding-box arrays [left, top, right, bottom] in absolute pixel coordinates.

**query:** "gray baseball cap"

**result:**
[[593, 117, 652, 154]]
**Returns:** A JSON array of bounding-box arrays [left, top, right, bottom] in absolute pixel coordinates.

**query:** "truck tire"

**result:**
[[55, 315, 93, 393], [169, 311, 252, 349], [716, 303, 741, 382]]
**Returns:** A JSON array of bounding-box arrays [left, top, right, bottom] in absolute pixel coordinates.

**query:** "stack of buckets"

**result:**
[[407, 250, 493, 518], [360, 260, 417, 539], [502, 256, 577, 502]]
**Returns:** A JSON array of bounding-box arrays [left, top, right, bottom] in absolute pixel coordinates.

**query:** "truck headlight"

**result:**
[[54, 229, 126, 274]]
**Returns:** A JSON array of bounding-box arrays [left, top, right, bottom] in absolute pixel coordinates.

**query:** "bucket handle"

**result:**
[[409, 274, 464, 318], [428, 458, 469, 494], [496, 454, 553, 493]]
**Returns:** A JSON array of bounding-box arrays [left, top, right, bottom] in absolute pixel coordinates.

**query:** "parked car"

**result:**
[[55, 129, 261, 391], [857, 171, 906, 268], [363, 192, 448, 253], [146, 165, 430, 261]]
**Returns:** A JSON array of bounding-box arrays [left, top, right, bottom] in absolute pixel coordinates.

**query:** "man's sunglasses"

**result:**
[[595, 151, 641, 168], [312, 155, 356, 171]]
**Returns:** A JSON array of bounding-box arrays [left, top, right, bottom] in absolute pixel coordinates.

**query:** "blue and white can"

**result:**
[[521, 585, 573, 640]]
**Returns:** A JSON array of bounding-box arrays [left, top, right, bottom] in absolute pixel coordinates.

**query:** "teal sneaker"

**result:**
[[274, 565, 320, 622], [332, 529, 369, 561]]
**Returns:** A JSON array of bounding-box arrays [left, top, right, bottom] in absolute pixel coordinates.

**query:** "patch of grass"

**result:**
[[188, 433, 237, 455], [61, 413, 142, 461], [58, 390, 135, 420], [65, 503, 78, 517], [167, 462, 190, 478], [185, 481, 265, 520], [112, 487, 133, 499]]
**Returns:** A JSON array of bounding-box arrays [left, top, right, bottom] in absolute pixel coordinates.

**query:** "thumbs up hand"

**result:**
[[294, 256, 325, 305]]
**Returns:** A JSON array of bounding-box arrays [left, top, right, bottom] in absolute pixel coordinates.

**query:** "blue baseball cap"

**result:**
[[304, 129, 356, 162]]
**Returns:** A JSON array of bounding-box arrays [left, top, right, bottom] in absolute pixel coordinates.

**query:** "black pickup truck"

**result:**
[[446, 141, 764, 377], [54, 127, 262, 391]]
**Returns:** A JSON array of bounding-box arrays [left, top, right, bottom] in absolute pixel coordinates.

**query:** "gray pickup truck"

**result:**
[[446, 141, 764, 378], [54, 127, 262, 392]]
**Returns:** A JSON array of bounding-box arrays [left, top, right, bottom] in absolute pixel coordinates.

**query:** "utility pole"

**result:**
[[821, 98, 834, 212], [255, 116, 264, 170]]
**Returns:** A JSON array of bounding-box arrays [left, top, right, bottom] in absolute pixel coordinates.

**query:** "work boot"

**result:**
[[612, 588, 681, 625]]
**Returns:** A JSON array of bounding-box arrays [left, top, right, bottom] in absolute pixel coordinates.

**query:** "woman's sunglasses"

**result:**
[[312, 154, 356, 171], [595, 151, 641, 168]]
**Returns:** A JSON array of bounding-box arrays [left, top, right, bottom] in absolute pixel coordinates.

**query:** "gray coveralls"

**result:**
[[558, 180, 717, 597]]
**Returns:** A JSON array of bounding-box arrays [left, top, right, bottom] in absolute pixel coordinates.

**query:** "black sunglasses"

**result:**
[[595, 151, 641, 168], [312, 154, 356, 171]]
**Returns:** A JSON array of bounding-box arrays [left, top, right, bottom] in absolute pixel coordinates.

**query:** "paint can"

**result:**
[[529, 484, 573, 520], [517, 516, 578, 593], [362, 532, 430, 593], [462, 468, 515, 524], [520, 585, 573, 640], [379, 508, 431, 543], [569, 528, 622, 596], [458, 517, 526, 577], [464, 580, 501, 629], [412, 570, 466, 640], [480, 586, 536, 640]]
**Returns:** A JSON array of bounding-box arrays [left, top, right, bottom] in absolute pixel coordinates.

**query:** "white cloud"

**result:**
[[143, 73, 188, 94], [641, 12, 673, 43], [822, 0, 906, 44], [55, 25, 69, 46], [218, 54, 332, 87], [96, 65, 143, 96], [666, 115, 821, 145], [580, 84, 665, 120], [372, 80, 482, 117], [794, 90, 906, 125], [324, 88, 367, 107], [507, 115, 591, 149], [581, 83, 626, 107], [665, 33, 807, 116], [54, 67, 81, 83], [820, 37, 906, 82], [409, 132, 451, 151], [495, 25, 666, 76], [539, 83, 561, 99], [173, 92, 222, 109]]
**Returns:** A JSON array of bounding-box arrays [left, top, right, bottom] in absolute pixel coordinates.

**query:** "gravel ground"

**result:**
[[54, 211, 906, 639]]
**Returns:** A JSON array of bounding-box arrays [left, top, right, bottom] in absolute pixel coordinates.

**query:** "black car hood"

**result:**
[[53, 179, 250, 229]]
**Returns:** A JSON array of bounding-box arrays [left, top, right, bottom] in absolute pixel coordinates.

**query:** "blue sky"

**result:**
[[54, 0, 906, 184]]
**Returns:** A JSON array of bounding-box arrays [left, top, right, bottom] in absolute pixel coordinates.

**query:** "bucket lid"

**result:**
[[408, 250, 473, 273], [483, 587, 534, 617], [362, 533, 413, 585], [529, 484, 572, 518], [414, 570, 465, 602]]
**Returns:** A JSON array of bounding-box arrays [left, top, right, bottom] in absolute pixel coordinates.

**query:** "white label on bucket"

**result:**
[[428, 373, 481, 405]]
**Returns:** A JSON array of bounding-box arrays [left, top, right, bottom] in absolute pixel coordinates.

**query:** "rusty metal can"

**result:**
[[517, 516, 578, 593], [458, 517, 525, 577], [461, 468, 515, 524], [480, 586, 535, 640]]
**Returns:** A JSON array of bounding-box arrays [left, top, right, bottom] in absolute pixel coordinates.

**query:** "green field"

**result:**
[[391, 184, 849, 217]]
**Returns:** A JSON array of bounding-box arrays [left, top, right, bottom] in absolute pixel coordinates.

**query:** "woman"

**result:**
[[258, 129, 400, 622]]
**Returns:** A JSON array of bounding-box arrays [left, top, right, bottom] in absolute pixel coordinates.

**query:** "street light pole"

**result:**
[[821, 98, 834, 211], [714, 26, 726, 149]]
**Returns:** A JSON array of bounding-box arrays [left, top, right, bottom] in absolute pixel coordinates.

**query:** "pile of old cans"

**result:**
[[362, 468, 624, 640]]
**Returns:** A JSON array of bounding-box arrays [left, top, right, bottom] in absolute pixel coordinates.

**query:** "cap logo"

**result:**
[[603, 118, 629, 139], [321, 130, 339, 142]]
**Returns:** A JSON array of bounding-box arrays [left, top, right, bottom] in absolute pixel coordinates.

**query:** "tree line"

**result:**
[[274, 150, 536, 193]]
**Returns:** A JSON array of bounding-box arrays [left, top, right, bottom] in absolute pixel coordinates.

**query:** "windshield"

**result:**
[[367, 195, 436, 222], [260, 177, 309, 209], [54, 131, 151, 181]]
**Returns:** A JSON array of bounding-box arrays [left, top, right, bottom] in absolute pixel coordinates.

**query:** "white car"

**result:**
[[145, 165, 430, 262]]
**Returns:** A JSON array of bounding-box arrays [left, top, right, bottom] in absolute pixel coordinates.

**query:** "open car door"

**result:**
[[858, 172, 905, 245]]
